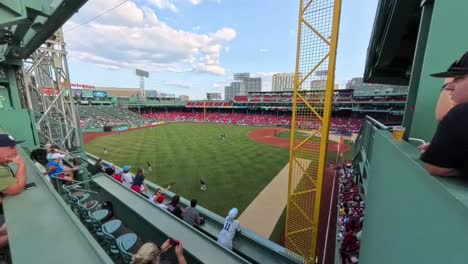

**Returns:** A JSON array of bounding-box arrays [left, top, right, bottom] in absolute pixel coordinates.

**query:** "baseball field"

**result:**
[[84, 122, 354, 244], [85, 123, 291, 215]]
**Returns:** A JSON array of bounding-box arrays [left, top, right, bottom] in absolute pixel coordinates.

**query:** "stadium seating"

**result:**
[[142, 112, 363, 132], [337, 165, 364, 264], [78, 106, 152, 129]]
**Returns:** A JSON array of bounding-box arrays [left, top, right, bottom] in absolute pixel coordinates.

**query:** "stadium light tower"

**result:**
[[136, 69, 149, 99], [20, 29, 83, 152]]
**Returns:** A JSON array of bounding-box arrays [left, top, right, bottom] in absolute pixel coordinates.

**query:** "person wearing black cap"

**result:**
[[0, 134, 27, 249], [0, 134, 27, 195], [420, 52, 468, 177]]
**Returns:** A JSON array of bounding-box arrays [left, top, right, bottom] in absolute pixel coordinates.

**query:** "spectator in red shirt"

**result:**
[[112, 168, 123, 183]]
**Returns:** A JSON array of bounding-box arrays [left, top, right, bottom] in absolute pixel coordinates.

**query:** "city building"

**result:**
[[224, 73, 261, 99], [179, 95, 189, 101], [224, 82, 242, 100], [272, 73, 295, 92], [240, 77, 261, 95], [233, 72, 250, 80], [345, 77, 364, 90]]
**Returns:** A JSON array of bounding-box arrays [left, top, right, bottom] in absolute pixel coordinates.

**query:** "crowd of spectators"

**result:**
[[337, 165, 365, 264], [99, 161, 242, 253], [78, 106, 152, 129], [142, 112, 363, 133]]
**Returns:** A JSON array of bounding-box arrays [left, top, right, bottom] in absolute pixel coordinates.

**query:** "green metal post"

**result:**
[[402, 0, 434, 139], [410, 0, 468, 141]]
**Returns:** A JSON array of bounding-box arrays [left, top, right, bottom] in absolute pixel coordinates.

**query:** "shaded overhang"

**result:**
[[0, 0, 88, 64], [364, 0, 423, 85]]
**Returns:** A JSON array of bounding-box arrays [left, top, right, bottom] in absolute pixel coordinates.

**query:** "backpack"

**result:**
[[101, 201, 114, 219]]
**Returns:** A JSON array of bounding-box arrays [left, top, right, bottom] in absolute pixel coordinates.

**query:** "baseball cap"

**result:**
[[115, 168, 123, 174], [0, 134, 24, 147], [431, 52, 468, 78], [107, 163, 114, 168], [123, 165, 131, 171], [228, 208, 238, 219], [50, 153, 66, 160]]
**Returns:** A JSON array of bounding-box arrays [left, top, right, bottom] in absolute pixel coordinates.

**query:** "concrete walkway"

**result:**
[[238, 158, 311, 239]]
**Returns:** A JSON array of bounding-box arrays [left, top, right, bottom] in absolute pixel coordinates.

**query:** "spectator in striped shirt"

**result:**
[[0, 134, 28, 249]]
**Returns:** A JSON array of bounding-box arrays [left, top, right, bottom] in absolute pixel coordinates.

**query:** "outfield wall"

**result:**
[[82, 121, 164, 133]]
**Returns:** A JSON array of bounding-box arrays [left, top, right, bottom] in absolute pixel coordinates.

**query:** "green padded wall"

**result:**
[[410, 1, 468, 141]]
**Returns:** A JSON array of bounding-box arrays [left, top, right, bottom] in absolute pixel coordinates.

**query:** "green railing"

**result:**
[[350, 118, 468, 264], [85, 153, 301, 264], [352, 116, 389, 198]]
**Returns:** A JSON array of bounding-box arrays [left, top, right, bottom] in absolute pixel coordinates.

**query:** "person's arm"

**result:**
[[175, 242, 187, 264], [160, 239, 173, 253], [195, 213, 200, 225], [45, 165, 57, 174], [425, 164, 461, 177], [421, 104, 467, 176], [3, 156, 27, 195], [162, 184, 171, 193]]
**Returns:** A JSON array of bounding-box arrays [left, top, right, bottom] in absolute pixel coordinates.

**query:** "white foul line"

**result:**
[[322, 168, 337, 264]]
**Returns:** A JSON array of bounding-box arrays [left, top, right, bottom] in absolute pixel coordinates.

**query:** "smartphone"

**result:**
[[25, 182, 37, 190], [170, 238, 180, 246]]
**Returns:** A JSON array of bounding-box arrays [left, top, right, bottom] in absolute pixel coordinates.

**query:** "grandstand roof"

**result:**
[[364, 0, 421, 85], [97, 87, 140, 97]]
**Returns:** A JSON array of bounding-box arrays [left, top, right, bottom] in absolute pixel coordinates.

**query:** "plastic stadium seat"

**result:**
[[117, 234, 138, 263], [102, 219, 122, 235]]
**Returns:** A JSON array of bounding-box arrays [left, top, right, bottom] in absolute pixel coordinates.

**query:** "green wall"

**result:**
[[0, 109, 39, 149], [359, 130, 468, 263], [410, 1, 468, 141]]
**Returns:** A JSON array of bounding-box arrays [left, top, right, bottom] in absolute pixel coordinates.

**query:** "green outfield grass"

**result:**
[[85, 123, 290, 215]]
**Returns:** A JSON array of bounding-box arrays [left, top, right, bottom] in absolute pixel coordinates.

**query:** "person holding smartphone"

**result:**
[[132, 239, 187, 264]]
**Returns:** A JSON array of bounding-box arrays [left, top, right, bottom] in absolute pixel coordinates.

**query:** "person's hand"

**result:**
[[418, 143, 430, 153], [161, 239, 173, 253], [8, 155, 25, 165], [175, 241, 184, 257]]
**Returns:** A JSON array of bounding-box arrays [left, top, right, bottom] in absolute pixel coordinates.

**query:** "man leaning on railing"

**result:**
[[0, 134, 28, 250], [420, 52, 468, 177]]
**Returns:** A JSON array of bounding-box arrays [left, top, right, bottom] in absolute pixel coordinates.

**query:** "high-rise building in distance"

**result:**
[[224, 82, 242, 100], [233, 73, 250, 80], [224, 73, 261, 99], [272, 73, 295, 92]]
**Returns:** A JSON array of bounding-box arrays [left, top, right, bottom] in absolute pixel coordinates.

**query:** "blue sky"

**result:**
[[64, 0, 377, 99]]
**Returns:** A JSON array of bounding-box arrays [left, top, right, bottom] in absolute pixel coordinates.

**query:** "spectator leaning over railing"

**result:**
[[182, 199, 203, 227], [131, 168, 148, 195], [132, 239, 187, 264], [166, 195, 184, 219], [217, 208, 241, 250], [420, 52, 468, 177], [0, 134, 28, 249], [121, 165, 133, 187]]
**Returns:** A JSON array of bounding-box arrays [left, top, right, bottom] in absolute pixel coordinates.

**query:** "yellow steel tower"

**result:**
[[285, 0, 341, 263]]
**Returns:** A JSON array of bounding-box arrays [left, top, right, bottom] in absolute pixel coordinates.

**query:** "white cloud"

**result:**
[[213, 80, 227, 89], [289, 29, 297, 38], [259, 48, 269, 53], [64, 0, 235, 75], [163, 81, 194, 89], [253, 72, 278, 78], [187, 0, 202, 4], [147, 0, 178, 12]]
